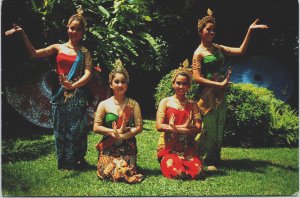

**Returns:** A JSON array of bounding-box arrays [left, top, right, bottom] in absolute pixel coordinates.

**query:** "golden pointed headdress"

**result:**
[[109, 59, 130, 83], [197, 8, 215, 34], [67, 5, 87, 31], [171, 59, 192, 84]]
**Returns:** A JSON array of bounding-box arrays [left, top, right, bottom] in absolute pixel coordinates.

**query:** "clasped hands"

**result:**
[[169, 112, 192, 133], [111, 116, 130, 140]]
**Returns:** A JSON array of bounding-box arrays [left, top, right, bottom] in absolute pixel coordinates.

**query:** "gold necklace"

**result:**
[[113, 97, 127, 105], [199, 45, 214, 51], [66, 45, 80, 49], [113, 97, 127, 115], [173, 97, 187, 110], [66, 43, 80, 49]]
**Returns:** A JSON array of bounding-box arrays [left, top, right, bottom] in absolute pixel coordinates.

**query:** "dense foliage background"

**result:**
[[2, 0, 298, 130]]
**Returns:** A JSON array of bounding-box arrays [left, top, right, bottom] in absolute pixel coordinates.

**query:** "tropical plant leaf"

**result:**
[[98, 5, 110, 18]]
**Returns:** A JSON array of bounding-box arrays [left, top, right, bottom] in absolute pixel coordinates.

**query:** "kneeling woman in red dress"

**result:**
[[156, 60, 204, 179]]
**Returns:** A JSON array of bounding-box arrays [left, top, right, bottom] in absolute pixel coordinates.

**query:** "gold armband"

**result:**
[[225, 47, 230, 55], [94, 112, 104, 125], [156, 109, 165, 120], [192, 59, 201, 70], [135, 112, 143, 127]]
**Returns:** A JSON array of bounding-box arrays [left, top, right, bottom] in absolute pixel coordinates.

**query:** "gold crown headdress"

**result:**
[[171, 59, 192, 84], [197, 8, 215, 33], [67, 5, 88, 31], [109, 59, 130, 83]]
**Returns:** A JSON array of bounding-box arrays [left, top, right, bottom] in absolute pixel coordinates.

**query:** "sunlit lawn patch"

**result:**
[[2, 120, 298, 196]]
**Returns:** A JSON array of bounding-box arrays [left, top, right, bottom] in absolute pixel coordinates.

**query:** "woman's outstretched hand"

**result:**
[[249, 19, 269, 30], [5, 24, 24, 36]]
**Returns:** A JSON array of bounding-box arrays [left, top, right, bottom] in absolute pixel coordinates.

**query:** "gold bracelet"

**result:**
[[129, 128, 134, 133], [156, 110, 165, 120], [194, 113, 201, 119]]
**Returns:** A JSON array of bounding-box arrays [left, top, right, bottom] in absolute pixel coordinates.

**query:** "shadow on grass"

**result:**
[[1, 103, 55, 163], [219, 159, 298, 173], [2, 138, 55, 163], [142, 125, 157, 132], [198, 158, 299, 178], [61, 164, 97, 179], [204, 169, 227, 178], [142, 127, 152, 131], [2, 168, 34, 196], [138, 166, 162, 178], [73, 163, 97, 174]]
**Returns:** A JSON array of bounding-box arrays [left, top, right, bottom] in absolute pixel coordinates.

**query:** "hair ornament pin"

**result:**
[[109, 59, 129, 83], [182, 59, 189, 68], [197, 8, 216, 34], [67, 5, 87, 31], [114, 59, 123, 69], [172, 59, 192, 84], [77, 5, 84, 15], [207, 8, 213, 16]]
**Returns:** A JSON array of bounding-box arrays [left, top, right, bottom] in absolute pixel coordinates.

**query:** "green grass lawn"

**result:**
[[2, 120, 299, 196]]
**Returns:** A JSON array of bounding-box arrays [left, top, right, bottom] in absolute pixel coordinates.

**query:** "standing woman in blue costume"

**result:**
[[192, 8, 268, 170], [5, 6, 93, 170]]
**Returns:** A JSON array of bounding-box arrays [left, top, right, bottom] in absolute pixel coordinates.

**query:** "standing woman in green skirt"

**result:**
[[192, 9, 268, 170]]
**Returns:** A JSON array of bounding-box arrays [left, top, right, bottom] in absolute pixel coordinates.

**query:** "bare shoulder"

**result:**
[[42, 43, 60, 53], [160, 97, 170, 104], [52, 43, 62, 50], [98, 98, 111, 108], [213, 43, 221, 49], [127, 98, 139, 109], [53, 43, 61, 48], [193, 47, 204, 59], [214, 43, 229, 51], [193, 46, 202, 55]]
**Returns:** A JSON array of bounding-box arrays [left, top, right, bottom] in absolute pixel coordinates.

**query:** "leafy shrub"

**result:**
[[30, 0, 169, 72], [225, 84, 298, 147], [154, 72, 299, 147], [269, 99, 299, 146], [224, 84, 273, 147]]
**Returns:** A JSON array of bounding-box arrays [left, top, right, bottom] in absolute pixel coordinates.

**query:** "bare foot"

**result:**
[[207, 165, 218, 171]]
